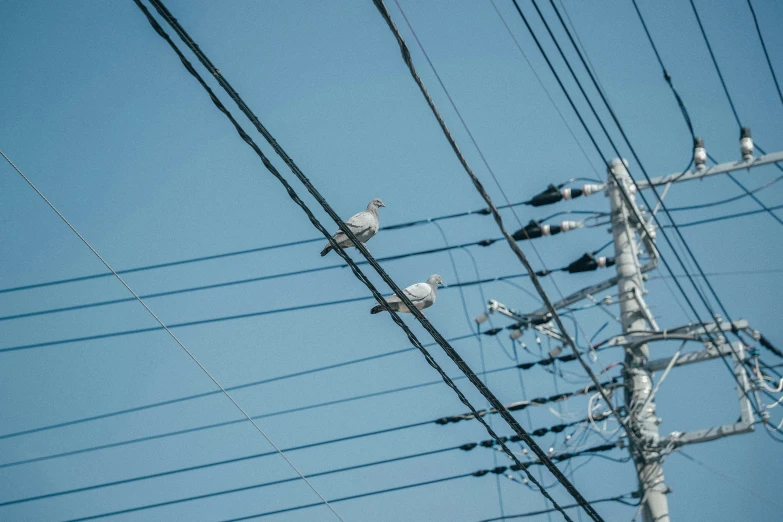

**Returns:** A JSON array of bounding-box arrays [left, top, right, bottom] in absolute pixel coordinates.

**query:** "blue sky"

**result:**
[[1, 0, 782, 520]]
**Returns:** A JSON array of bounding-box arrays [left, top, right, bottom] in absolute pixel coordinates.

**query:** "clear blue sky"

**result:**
[[1, 0, 782, 520]]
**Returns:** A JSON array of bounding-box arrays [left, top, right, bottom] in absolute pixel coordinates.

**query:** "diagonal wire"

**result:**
[[745, 0, 783, 110], [0, 149, 344, 521], [378, 0, 630, 475], [137, 1, 586, 518]]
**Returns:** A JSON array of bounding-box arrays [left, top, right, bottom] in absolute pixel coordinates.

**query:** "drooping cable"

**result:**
[[0, 150, 343, 522]]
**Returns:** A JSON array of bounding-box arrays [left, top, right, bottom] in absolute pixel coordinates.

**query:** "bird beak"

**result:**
[[380, 202, 386, 208], [439, 281, 446, 287]]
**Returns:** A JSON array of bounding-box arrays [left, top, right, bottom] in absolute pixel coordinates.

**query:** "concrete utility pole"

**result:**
[[608, 158, 670, 522]]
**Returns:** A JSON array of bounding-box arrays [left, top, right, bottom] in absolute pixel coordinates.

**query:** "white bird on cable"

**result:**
[[320, 198, 385, 256], [371, 274, 444, 314]]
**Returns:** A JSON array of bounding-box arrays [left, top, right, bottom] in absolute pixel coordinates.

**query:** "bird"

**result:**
[[371, 274, 444, 314], [320, 198, 385, 256]]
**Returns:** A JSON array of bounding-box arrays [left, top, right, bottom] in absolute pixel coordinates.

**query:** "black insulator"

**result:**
[[512, 220, 561, 240], [528, 184, 563, 207], [460, 442, 478, 451], [566, 253, 615, 273], [483, 327, 503, 336], [478, 238, 497, 247], [532, 427, 548, 437]]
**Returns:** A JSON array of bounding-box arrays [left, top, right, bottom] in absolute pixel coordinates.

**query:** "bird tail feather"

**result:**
[[320, 245, 332, 256], [370, 304, 384, 314]]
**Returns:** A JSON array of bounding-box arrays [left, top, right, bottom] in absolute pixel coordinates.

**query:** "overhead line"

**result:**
[[0, 366, 615, 470], [0, 238, 504, 323], [745, 0, 783, 110], [0, 273, 524, 354], [0, 332, 608, 445], [0, 333, 472, 441], [1, 412, 604, 508], [1, 146, 341, 519], [219, 443, 621, 522]]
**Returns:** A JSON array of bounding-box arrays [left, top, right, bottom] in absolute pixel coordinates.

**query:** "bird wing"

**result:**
[[402, 282, 432, 302], [342, 210, 375, 235]]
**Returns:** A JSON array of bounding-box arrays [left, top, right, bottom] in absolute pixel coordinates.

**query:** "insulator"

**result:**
[[693, 137, 707, 168], [509, 329, 523, 341], [740, 127, 754, 161], [475, 312, 489, 324], [560, 220, 582, 233], [549, 346, 562, 358], [582, 183, 605, 196], [528, 185, 563, 207], [561, 187, 583, 200]]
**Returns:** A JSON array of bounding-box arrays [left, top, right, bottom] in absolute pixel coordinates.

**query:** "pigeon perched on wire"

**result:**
[[320, 198, 385, 256], [371, 274, 444, 314]]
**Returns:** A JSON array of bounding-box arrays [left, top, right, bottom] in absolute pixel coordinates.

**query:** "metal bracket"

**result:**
[[658, 343, 754, 447]]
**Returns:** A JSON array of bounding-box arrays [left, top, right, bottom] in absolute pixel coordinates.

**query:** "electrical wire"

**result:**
[[378, 0, 629, 483], [521, 0, 770, 435], [0, 333, 475, 441], [218, 444, 622, 522], [0, 151, 343, 521], [476, 494, 637, 522], [0, 361, 522, 470], [141, 3, 600, 515], [0, 273, 523, 354], [0, 197, 549, 296], [0, 366, 614, 471], [1, 413, 603, 509], [667, 175, 783, 212], [487, 0, 603, 179], [667, 204, 783, 228], [745, 0, 783, 110]]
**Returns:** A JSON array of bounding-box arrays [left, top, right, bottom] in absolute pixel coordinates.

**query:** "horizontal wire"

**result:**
[[0, 195, 553, 295], [1, 412, 602, 508], [0, 370, 617, 471], [219, 443, 621, 522], [0, 273, 524, 354], [0, 238, 501, 323], [0, 333, 472, 441], [67, 434, 619, 522]]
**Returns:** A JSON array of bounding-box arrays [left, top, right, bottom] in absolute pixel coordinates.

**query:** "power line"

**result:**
[[0, 333, 474, 441], [0, 197, 554, 295], [63, 433, 620, 522], [376, 2, 628, 503], [666, 175, 782, 212], [145, 1, 602, 516], [745, 0, 783, 110], [487, 0, 603, 179], [0, 365, 617, 471], [667, 203, 783, 228], [218, 443, 622, 522], [687, 0, 742, 127], [0, 273, 522, 354], [0, 329, 608, 446], [0, 147, 342, 521], [1, 412, 605, 508], [478, 494, 638, 522]]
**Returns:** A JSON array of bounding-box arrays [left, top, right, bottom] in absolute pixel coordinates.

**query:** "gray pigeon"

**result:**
[[371, 274, 444, 314], [321, 198, 385, 256]]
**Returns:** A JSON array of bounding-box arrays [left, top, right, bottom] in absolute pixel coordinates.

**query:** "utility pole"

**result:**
[[608, 158, 669, 522], [480, 142, 779, 521]]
